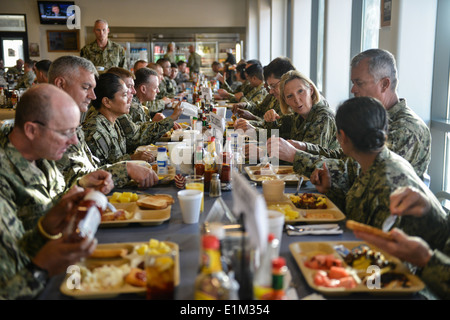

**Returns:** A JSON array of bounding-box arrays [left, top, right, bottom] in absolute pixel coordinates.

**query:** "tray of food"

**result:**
[[60, 240, 179, 299], [245, 165, 309, 185], [100, 192, 173, 227], [266, 193, 345, 224], [289, 241, 425, 296]]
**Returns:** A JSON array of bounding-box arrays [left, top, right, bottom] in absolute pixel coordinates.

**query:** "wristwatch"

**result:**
[[27, 262, 49, 284]]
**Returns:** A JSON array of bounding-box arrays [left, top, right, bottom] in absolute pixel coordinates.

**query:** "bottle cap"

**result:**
[[212, 173, 220, 179], [83, 190, 108, 211], [272, 257, 286, 269], [157, 147, 167, 152], [202, 234, 219, 250], [268, 233, 276, 242]]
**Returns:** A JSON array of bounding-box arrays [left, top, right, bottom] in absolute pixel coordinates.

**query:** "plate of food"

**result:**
[[245, 165, 309, 185], [60, 240, 179, 299], [101, 192, 173, 227], [289, 241, 425, 296], [266, 193, 345, 223]]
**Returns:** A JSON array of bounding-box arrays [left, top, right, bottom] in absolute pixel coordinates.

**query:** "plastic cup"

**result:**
[[185, 175, 204, 212], [145, 250, 176, 300], [178, 189, 203, 224], [262, 180, 285, 202], [267, 210, 285, 254]]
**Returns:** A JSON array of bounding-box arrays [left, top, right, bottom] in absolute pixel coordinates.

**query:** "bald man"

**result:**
[[0, 84, 112, 230], [80, 19, 127, 69]]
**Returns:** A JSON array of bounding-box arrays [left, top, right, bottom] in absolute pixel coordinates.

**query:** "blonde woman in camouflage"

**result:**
[[310, 97, 448, 253], [266, 70, 339, 159]]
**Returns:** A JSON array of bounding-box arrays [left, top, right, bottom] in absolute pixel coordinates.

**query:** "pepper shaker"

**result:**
[[209, 173, 222, 197]]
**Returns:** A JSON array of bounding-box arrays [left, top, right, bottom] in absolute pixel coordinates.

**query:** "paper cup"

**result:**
[[267, 210, 285, 254], [178, 189, 203, 224], [262, 180, 285, 202]]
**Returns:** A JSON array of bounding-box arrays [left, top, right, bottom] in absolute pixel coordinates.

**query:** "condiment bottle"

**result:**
[[253, 233, 280, 299], [194, 235, 231, 300], [263, 257, 288, 300], [157, 147, 169, 175]]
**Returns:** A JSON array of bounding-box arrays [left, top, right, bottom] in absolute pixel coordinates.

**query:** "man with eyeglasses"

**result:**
[[0, 84, 113, 231], [50, 55, 159, 190], [233, 57, 295, 131]]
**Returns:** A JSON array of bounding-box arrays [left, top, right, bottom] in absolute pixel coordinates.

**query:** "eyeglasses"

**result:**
[[266, 80, 281, 91], [32, 120, 80, 140]]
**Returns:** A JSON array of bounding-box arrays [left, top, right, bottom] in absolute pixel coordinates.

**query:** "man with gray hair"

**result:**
[[49, 55, 158, 189], [80, 19, 127, 69], [272, 48, 431, 183]]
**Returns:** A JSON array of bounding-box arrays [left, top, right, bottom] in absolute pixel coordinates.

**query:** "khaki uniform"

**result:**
[[82, 109, 173, 166], [295, 99, 431, 180], [15, 71, 36, 89], [0, 197, 48, 299], [0, 128, 65, 231], [264, 99, 339, 150], [80, 40, 127, 70]]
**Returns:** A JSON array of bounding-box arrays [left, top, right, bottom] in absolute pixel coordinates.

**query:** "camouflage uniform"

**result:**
[[323, 147, 448, 251], [126, 96, 150, 124], [15, 70, 36, 89], [420, 230, 450, 299], [0, 198, 49, 299], [294, 99, 431, 180], [0, 128, 65, 231], [82, 109, 173, 166], [264, 99, 339, 150], [246, 94, 280, 127], [238, 83, 268, 111], [160, 76, 176, 99], [56, 128, 131, 189], [187, 52, 201, 74], [80, 40, 127, 70]]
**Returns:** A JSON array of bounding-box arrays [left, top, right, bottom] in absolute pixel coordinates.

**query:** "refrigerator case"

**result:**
[[152, 42, 191, 64], [117, 42, 151, 71], [196, 42, 218, 77]]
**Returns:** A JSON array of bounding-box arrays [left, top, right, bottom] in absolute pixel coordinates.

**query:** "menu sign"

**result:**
[[232, 171, 268, 252], [209, 112, 226, 133]]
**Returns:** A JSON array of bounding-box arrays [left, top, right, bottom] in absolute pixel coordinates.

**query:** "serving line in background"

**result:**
[[36, 107, 430, 300]]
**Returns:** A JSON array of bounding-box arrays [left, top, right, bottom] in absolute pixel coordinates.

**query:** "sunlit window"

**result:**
[[362, 0, 381, 50]]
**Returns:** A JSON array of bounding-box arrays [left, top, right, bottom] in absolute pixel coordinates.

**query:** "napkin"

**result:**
[[286, 224, 343, 236]]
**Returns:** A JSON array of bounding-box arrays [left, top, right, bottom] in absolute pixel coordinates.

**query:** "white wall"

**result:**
[[271, 0, 288, 61], [323, 0, 353, 110], [0, 0, 247, 61], [291, 0, 312, 77], [395, 0, 437, 125]]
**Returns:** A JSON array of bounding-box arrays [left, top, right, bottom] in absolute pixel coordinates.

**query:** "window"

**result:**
[[361, 0, 380, 51]]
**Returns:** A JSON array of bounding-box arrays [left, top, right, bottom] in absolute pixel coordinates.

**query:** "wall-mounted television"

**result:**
[[37, 1, 75, 25]]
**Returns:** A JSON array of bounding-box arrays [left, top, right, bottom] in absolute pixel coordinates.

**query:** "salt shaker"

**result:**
[[209, 173, 222, 197]]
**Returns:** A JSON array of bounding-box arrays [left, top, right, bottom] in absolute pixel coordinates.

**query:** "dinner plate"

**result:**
[[245, 165, 309, 185], [289, 241, 425, 296], [60, 242, 180, 299], [101, 194, 172, 227], [266, 193, 346, 224]]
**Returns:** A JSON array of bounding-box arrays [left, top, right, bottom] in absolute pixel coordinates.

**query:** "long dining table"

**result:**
[[36, 106, 432, 302]]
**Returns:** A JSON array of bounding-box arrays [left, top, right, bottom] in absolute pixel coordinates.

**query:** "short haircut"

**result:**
[[95, 19, 108, 27], [14, 85, 52, 129], [236, 63, 246, 80], [264, 57, 296, 80], [351, 49, 398, 91], [156, 58, 169, 66], [48, 55, 98, 84], [92, 73, 124, 110], [244, 63, 264, 81], [133, 59, 148, 70], [279, 70, 321, 115], [177, 60, 186, 66], [171, 62, 177, 69], [107, 67, 135, 80], [35, 59, 52, 73], [134, 67, 158, 88]]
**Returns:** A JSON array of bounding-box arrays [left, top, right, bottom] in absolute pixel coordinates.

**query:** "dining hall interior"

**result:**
[[0, 0, 449, 303]]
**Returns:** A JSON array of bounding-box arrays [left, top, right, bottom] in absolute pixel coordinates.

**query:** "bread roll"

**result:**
[[346, 220, 393, 240]]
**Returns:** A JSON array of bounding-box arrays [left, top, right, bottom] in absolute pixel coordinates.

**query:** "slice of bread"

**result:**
[[89, 248, 127, 259], [137, 194, 174, 210]]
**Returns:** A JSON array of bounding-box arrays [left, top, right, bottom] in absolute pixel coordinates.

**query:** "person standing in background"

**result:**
[[15, 60, 36, 89], [187, 44, 201, 76], [80, 19, 127, 70]]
